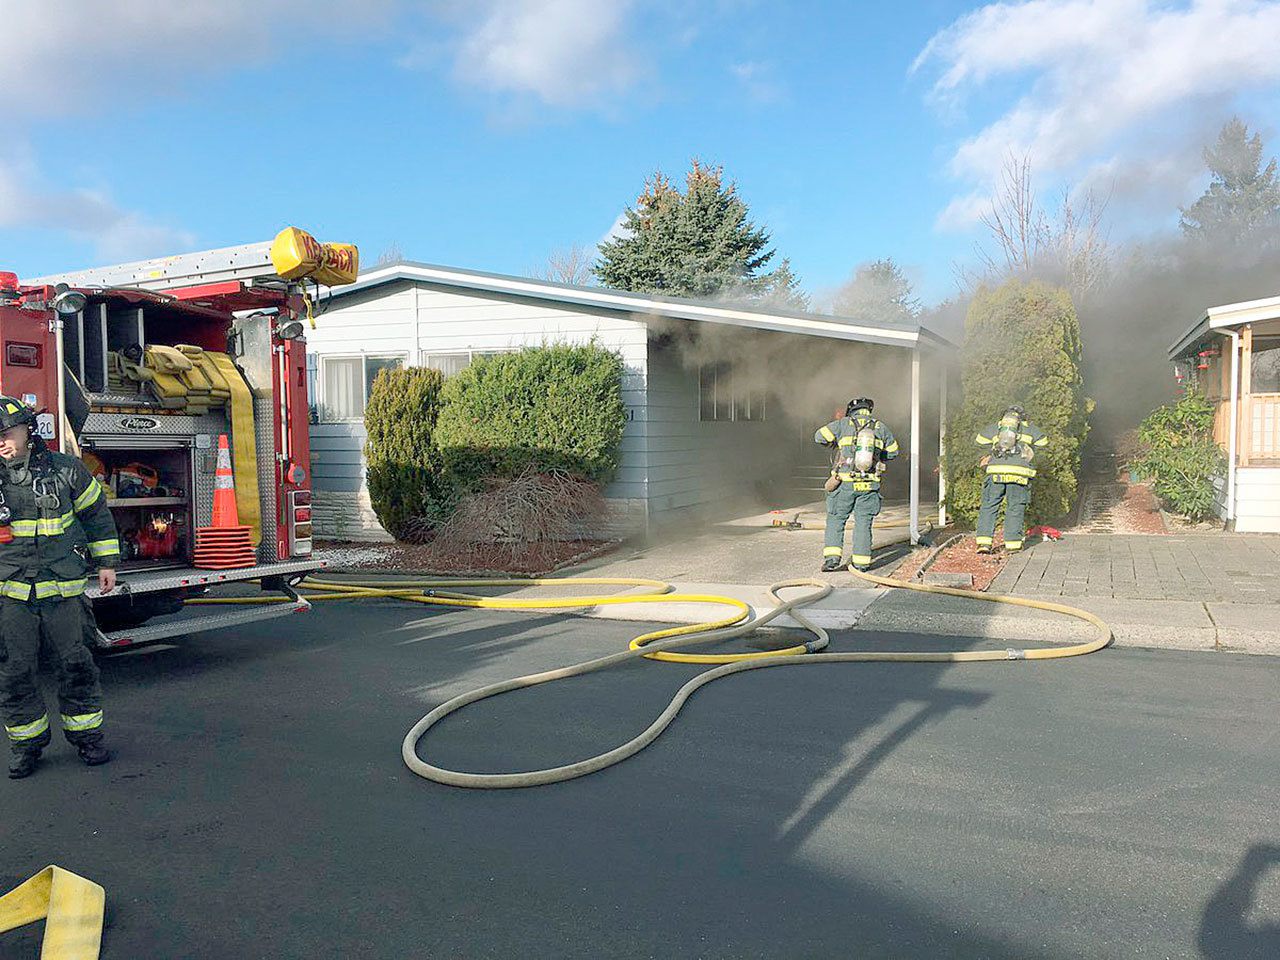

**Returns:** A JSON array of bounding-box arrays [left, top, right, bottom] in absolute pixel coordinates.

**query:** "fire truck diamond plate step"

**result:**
[[95, 591, 311, 648]]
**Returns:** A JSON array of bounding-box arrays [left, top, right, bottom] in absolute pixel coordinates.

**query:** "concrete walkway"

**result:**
[[855, 533, 1280, 655], [991, 533, 1280, 601]]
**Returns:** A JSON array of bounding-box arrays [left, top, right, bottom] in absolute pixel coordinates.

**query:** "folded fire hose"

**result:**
[[193, 566, 1112, 790], [0, 865, 105, 960]]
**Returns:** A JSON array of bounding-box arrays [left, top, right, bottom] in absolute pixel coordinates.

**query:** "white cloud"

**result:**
[[402, 0, 642, 108], [915, 0, 1280, 228], [0, 0, 395, 116], [730, 60, 785, 103], [0, 144, 194, 262]]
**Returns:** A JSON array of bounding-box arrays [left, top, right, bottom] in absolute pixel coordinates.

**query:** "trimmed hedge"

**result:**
[[434, 343, 626, 489], [944, 279, 1091, 525], [363, 366, 451, 541]]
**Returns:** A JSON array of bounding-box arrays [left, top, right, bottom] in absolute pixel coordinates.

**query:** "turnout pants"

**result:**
[[975, 476, 1030, 551], [824, 484, 882, 568], [1, 594, 104, 755]]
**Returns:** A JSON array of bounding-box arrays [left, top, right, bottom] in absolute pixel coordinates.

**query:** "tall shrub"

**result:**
[[1134, 391, 1224, 521], [363, 366, 450, 541], [944, 279, 1090, 525], [434, 343, 626, 489]]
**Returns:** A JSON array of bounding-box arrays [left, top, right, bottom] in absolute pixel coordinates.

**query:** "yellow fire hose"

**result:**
[[192, 567, 1111, 789], [0, 866, 104, 960]]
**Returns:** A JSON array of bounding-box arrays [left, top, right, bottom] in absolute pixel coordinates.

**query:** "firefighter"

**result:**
[[0, 396, 120, 779], [814, 397, 899, 572], [974, 404, 1048, 554]]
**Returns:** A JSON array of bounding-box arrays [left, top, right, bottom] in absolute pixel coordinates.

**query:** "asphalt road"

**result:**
[[2, 597, 1278, 959]]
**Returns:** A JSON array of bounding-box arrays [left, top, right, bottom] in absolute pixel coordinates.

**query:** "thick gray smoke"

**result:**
[[1078, 236, 1278, 444]]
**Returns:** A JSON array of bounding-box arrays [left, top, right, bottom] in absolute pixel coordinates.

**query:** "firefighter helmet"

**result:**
[[1003, 403, 1026, 419], [846, 397, 874, 416], [0, 396, 37, 433]]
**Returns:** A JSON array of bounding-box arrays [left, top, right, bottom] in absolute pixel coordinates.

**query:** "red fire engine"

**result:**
[[0, 228, 357, 647]]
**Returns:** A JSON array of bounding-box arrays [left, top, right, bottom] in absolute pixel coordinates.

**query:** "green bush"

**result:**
[[363, 366, 452, 541], [1133, 391, 1224, 521], [434, 342, 626, 489], [943, 279, 1091, 525]]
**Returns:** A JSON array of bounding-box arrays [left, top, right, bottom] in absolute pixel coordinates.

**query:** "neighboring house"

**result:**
[[307, 261, 953, 542], [1169, 294, 1280, 532]]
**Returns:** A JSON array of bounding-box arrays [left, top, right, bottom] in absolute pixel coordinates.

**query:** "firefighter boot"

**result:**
[[76, 738, 111, 766], [8, 749, 40, 779], [821, 557, 844, 573]]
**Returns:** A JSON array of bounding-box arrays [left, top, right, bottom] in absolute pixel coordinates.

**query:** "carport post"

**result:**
[[938, 361, 947, 528], [909, 347, 921, 544]]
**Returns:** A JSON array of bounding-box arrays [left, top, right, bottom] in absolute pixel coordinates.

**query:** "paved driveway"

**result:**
[[2, 598, 1277, 959]]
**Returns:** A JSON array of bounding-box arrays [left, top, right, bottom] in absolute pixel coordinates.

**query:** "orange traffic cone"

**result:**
[[193, 434, 257, 570]]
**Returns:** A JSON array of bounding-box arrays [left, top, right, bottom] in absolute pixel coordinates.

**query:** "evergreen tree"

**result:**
[[832, 258, 921, 325], [943, 279, 1090, 525], [1180, 117, 1280, 243], [594, 161, 807, 307]]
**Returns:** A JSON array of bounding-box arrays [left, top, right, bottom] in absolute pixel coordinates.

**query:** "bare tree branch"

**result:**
[[536, 244, 597, 286]]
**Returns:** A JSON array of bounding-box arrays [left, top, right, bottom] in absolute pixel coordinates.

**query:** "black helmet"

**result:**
[[1003, 403, 1026, 419], [0, 396, 36, 433], [846, 397, 874, 416]]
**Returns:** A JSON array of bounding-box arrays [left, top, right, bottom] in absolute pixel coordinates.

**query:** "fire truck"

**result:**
[[1, 228, 358, 648]]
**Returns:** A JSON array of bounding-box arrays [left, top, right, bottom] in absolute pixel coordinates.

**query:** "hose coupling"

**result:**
[[1005, 648, 1027, 660]]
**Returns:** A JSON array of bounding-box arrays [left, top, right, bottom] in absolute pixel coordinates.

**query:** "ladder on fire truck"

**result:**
[[29, 240, 292, 292], [28, 226, 359, 293]]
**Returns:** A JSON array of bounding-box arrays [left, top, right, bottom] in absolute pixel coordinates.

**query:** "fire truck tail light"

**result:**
[[292, 489, 311, 506], [294, 507, 312, 523], [292, 538, 313, 557], [293, 522, 313, 539]]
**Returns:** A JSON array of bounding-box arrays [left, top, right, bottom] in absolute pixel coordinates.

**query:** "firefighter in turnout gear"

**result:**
[[974, 404, 1048, 555], [0, 396, 120, 778], [814, 398, 899, 572]]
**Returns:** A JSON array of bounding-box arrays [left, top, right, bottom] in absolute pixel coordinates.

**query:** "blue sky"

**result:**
[[4, 1, 1280, 306]]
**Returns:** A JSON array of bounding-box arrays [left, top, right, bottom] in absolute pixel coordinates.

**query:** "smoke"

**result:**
[[1078, 233, 1279, 443]]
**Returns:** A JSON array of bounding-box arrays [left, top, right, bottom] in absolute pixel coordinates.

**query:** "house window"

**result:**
[[421, 349, 513, 377], [1252, 338, 1280, 394], [318, 354, 405, 421], [423, 353, 472, 376], [698, 363, 767, 423]]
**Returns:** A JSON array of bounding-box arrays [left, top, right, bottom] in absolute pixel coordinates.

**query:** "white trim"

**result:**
[[1169, 292, 1280, 359], [1226, 329, 1240, 522], [910, 348, 921, 544], [326, 262, 951, 350], [938, 368, 947, 528]]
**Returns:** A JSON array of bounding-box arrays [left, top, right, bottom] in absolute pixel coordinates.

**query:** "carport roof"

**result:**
[[324, 261, 954, 351]]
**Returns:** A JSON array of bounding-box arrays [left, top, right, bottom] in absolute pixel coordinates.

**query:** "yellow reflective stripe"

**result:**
[[6, 715, 49, 741], [849, 554, 871, 565], [1033, 436, 1049, 446], [10, 513, 76, 537], [975, 434, 993, 444], [1005, 540, 1023, 549], [975, 536, 993, 545], [1, 581, 32, 600], [987, 463, 1036, 477], [836, 474, 878, 486], [823, 547, 843, 557], [819, 426, 836, 442], [61, 711, 104, 732], [884, 441, 899, 453], [31, 579, 87, 599], [989, 473, 1031, 485], [73, 481, 103, 512], [837, 436, 854, 446], [89, 539, 121, 558]]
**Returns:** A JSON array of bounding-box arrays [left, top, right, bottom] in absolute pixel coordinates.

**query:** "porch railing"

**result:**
[[1246, 393, 1280, 461]]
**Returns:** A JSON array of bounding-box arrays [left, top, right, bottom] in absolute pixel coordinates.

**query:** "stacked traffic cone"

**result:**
[[193, 434, 257, 570]]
